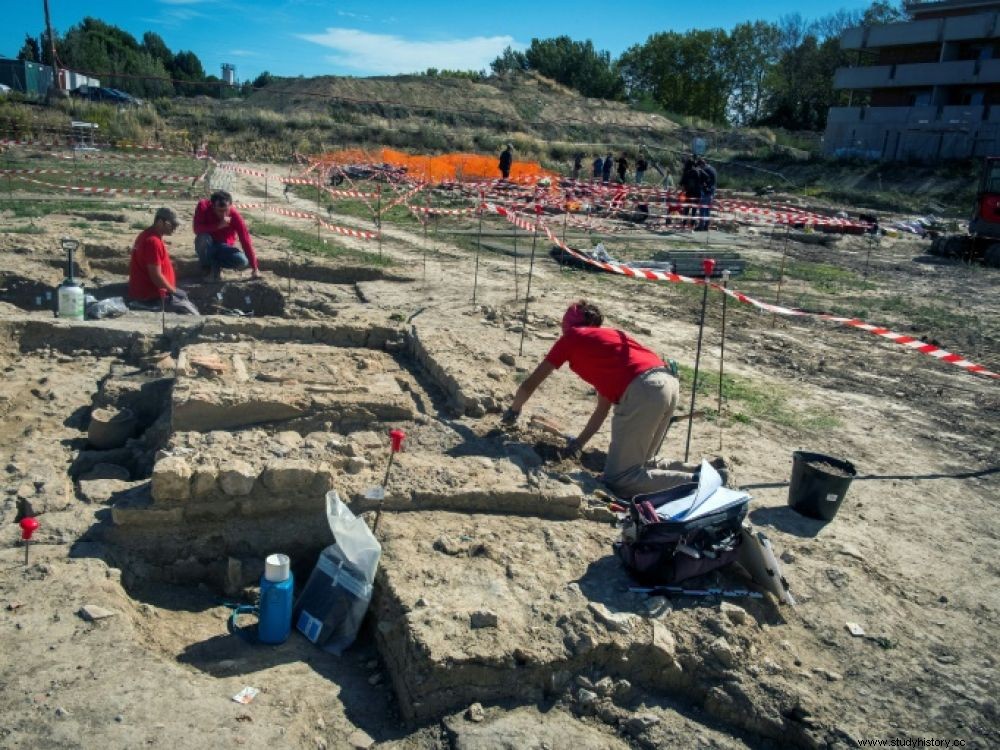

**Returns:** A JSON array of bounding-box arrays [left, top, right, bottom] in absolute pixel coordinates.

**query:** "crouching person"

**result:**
[[128, 207, 199, 315], [193, 190, 260, 281], [502, 300, 691, 499]]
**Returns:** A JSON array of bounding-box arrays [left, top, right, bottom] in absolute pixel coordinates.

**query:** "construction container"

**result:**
[[0, 58, 54, 96]]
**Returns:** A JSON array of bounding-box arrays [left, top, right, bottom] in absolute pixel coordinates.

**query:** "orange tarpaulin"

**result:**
[[311, 148, 560, 183]]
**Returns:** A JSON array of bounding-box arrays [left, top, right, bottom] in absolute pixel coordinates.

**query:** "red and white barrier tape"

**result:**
[[11, 174, 190, 195], [1, 168, 199, 182], [215, 162, 267, 178], [238, 203, 379, 240], [485, 203, 997, 381]]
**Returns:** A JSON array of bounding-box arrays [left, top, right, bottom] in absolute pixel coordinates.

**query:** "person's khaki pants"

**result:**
[[604, 368, 689, 498]]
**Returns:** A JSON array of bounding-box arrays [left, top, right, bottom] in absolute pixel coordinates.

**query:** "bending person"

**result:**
[[193, 190, 261, 280], [128, 207, 199, 315], [502, 300, 693, 499]]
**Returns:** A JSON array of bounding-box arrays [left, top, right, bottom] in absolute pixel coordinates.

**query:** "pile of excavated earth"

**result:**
[[0, 173, 997, 750]]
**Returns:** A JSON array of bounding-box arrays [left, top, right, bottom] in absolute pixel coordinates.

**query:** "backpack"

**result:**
[[614, 480, 749, 585]]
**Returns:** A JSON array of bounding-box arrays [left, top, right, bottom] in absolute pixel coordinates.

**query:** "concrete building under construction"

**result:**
[[824, 0, 1000, 160]]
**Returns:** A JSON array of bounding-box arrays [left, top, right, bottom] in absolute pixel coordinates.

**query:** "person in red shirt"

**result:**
[[503, 300, 691, 499], [193, 190, 260, 281], [127, 207, 199, 315]]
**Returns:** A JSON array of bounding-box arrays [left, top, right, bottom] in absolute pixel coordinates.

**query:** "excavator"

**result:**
[[929, 156, 1000, 266]]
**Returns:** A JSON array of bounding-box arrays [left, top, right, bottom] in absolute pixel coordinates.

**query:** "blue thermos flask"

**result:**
[[258, 553, 294, 644]]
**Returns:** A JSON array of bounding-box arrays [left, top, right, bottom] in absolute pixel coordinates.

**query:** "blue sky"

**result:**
[[2, 0, 878, 82]]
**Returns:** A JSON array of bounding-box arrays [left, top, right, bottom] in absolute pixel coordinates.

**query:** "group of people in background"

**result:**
[[678, 156, 717, 231], [579, 151, 652, 185]]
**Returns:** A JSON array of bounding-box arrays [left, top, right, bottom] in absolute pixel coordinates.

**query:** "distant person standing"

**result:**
[[635, 154, 648, 184], [696, 157, 717, 231], [616, 152, 629, 184], [679, 157, 703, 229], [499, 144, 513, 180], [193, 190, 261, 281], [592, 155, 604, 180], [602, 152, 613, 184], [571, 152, 583, 181], [128, 207, 199, 315]]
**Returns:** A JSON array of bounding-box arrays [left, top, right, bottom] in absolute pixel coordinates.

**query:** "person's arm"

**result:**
[[192, 201, 218, 235], [575, 395, 612, 448], [504, 359, 556, 421], [146, 264, 176, 294], [230, 210, 260, 275]]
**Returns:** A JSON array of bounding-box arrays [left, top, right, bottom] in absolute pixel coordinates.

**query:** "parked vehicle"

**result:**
[[929, 156, 1000, 266]]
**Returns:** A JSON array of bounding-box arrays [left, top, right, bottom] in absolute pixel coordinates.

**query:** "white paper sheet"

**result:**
[[655, 460, 750, 521]]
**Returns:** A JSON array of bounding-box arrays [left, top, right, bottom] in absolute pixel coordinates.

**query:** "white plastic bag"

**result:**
[[293, 491, 381, 654]]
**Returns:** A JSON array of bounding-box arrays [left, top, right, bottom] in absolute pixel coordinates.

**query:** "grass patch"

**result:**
[[4, 223, 46, 234], [677, 363, 840, 432], [746, 260, 874, 293], [836, 294, 979, 334], [248, 218, 392, 267]]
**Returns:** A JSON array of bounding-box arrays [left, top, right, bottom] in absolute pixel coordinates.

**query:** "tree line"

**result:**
[[491, 1, 905, 130], [16, 17, 272, 98]]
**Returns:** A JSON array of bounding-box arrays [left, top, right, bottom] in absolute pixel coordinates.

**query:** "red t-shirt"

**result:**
[[192, 199, 258, 270], [545, 326, 665, 403], [128, 228, 176, 301]]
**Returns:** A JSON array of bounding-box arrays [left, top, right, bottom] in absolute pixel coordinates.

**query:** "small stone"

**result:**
[[347, 729, 374, 749], [367, 673, 382, 686], [721, 601, 748, 625], [365, 660, 378, 670], [780, 550, 796, 563], [78, 604, 116, 622], [576, 688, 598, 710], [470, 609, 499, 629], [55, 706, 69, 718], [414, 597, 429, 608], [315, 717, 326, 731], [575, 675, 594, 689], [499, 353, 516, 366], [115, 714, 124, 723], [625, 713, 661, 737], [346, 457, 368, 474], [938, 595, 949, 604], [314, 738, 327, 750], [465, 702, 486, 722], [709, 637, 738, 669], [594, 676, 614, 696], [812, 668, 843, 682]]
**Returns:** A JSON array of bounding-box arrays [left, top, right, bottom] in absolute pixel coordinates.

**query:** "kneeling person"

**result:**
[[193, 190, 260, 280], [128, 207, 199, 315]]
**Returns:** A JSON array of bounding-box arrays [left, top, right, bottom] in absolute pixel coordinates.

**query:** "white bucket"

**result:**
[[58, 284, 85, 320], [264, 553, 290, 582]]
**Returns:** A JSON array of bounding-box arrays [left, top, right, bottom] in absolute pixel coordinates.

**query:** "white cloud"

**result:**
[[228, 49, 258, 57], [299, 28, 521, 75]]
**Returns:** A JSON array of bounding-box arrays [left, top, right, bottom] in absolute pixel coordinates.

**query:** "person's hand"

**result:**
[[562, 436, 582, 459], [500, 407, 520, 426]]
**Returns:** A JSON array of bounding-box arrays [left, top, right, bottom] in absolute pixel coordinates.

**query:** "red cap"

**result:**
[[19, 517, 39, 540], [389, 429, 406, 453], [702, 258, 716, 277]]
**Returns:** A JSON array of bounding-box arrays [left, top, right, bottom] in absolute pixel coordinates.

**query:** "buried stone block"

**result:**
[[219, 460, 256, 496], [150, 456, 192, 503], [261, 459, 316, 493]]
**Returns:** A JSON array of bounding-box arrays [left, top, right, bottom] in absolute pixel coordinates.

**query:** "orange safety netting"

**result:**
[[311, 148, 560, 183]]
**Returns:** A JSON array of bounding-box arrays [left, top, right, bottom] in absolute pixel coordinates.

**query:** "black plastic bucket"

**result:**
[[787, 451, 857, 521]]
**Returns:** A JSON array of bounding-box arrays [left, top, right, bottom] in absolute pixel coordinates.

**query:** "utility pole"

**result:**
[[43, 0, 60, 91]]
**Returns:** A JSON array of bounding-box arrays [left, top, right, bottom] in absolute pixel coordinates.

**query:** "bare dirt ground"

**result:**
[[0, 164, 997, 750]]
